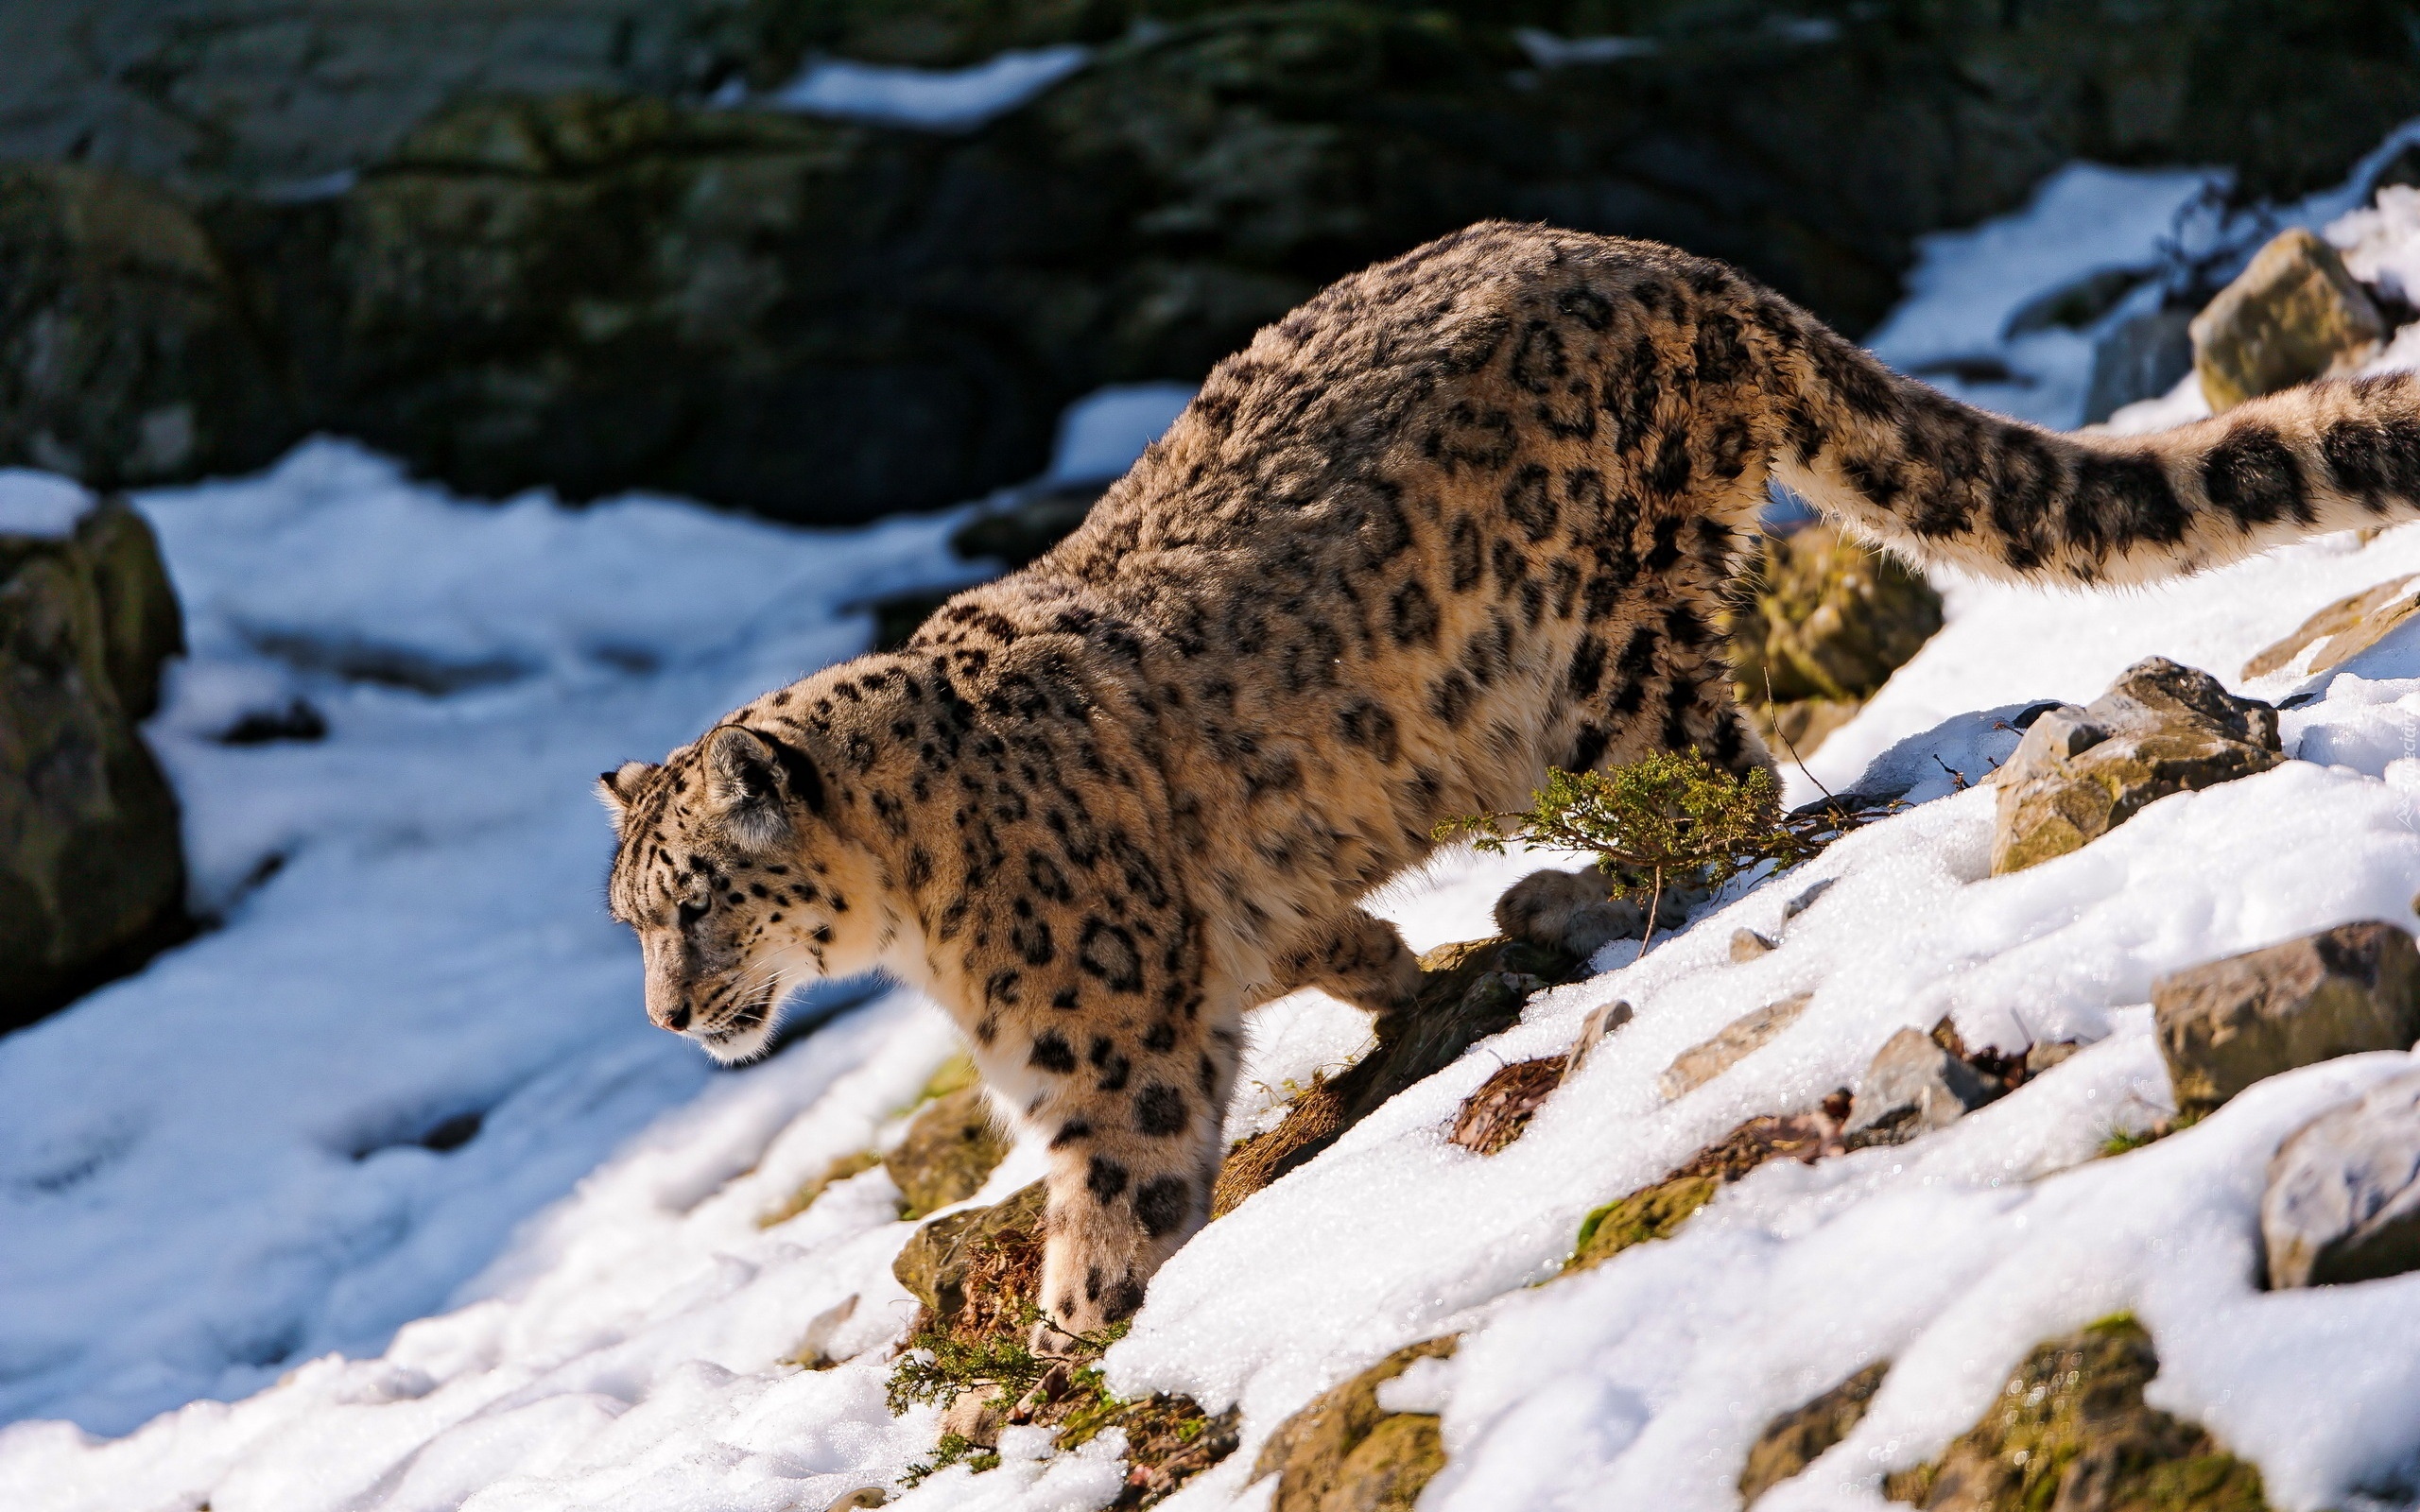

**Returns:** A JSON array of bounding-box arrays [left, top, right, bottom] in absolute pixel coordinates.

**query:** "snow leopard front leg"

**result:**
[[961, 906, 1243, 1346]]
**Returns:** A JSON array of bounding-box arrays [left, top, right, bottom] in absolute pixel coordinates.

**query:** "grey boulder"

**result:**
[[2265, 1069, 2420, 1289]]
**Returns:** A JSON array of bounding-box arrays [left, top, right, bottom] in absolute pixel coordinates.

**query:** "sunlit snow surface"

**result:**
[[22, 159, 2420, 1510]]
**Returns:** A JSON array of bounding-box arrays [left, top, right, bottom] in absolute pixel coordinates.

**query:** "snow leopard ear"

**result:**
[[596, 761, 660, 830], [704, 726, 819, 847]]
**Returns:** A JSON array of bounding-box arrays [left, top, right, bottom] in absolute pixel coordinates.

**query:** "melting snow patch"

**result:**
[[766, 45, 1090, 130], [0, 469, 95, 538]]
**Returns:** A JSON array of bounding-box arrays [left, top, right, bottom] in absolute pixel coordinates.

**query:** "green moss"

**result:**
[[1566, 1174, 1718, 1273], [1882, 1316, 2269, 1512]]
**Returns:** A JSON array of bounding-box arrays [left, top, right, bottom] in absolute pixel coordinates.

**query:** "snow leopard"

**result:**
[[599, 220, 2420, 1339]]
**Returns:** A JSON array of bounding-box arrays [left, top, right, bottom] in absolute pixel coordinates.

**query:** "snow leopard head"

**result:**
[[598, 725, 880, 1063]]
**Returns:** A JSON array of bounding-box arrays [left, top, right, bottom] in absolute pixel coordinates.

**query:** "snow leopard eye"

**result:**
[[677, 900, 708, 931]]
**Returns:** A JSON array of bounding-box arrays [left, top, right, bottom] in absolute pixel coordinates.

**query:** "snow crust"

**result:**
[[1045, 384, 1197, 487], [765, 46, 1090, 130], [0, 469, 95, 538], [21, 142, 2420, 1511]]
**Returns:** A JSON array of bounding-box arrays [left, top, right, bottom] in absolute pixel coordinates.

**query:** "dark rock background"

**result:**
[[1, 1, 2416, 522]]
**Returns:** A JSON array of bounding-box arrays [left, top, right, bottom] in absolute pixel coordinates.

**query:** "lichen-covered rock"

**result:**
[[886, 1083, 1011, 1219], [2153, 920, 2420, 1117], [1882, 1317, 2268, 1511], [892, 1179, 1046, 1334], [1991, 658, 2282, 875], [1253, 1337, 1456, 1512], [2241, 573, 2420, 679], [1657, 992, 1813, 1099], [1848, 1026, 1999, 1135], [2264, 1067, 2420, 1288], [1212, 935, 1581, 1216], [2, 496, 189, 1030], [2190, 227, 2385, 412], [1741, 1361, 1888, 1505]]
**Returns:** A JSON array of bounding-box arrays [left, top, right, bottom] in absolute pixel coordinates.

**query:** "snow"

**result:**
[[1861, 163, 2221, 428], [1045, 384, 1197, 487], [764, 46, 1090, 131], [20, 135, 2420, 1512], [0, 469, 95, 538]]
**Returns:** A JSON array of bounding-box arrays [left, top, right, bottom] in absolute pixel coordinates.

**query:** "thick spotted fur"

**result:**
[[599, 222, 2420, 1338]]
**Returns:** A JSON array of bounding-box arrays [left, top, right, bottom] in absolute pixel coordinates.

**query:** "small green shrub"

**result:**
[[1436, 749, 1878, 950], [900, 1432, 1001, 1486]]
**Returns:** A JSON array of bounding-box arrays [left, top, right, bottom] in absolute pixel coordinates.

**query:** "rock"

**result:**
[[1566, 1175, 1720, 1274], [2153, 921, 2420, 1117], [10, 1, 2420, 515], [759, 1148, 882, 1228], [1882, 1316, 2268, 1511], [1058, 1391, 1241, 1506], [1990, 657, 2282, 876], [1781, 878, 1836, 921], [1449, 1057, 1564, 1156], [1846, 1027, 1999, 1135], [1212, 936, 1582, 1216], [2264, 1068, 2420, 1288], [1567, 1104, 1849, 1274], [1751, 696, 1865, 761], [886, 1083, 1012, 1219], [1657, 992, 1813, 1100], [1253, 1337, 1457, 1512], [892, 1179, 1046, 1337], [1731, 928, 1777, 963], [1730, 524, 1945, 707], [2, 497, 190, 1031], [2191, 228, 2386, 412], [1561, 998, 1635, 1080], [2241, 574, 2420, 679], [823, 1489, 890, 1511], [2082, 305, 2195, 424], [0, 0, 732, 196], [0, 163, 297, 489], [1740, 1361, 1889, 1505]]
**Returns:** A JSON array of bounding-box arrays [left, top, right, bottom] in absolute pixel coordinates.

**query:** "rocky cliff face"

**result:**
[[3, 1, 2417, 519]]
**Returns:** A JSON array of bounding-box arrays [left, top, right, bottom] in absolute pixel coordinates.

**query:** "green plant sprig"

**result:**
[[1435, 750, 1883, 954]]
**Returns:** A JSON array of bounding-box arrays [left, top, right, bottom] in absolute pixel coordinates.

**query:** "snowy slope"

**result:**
[[15, 147, 2420, 1511]]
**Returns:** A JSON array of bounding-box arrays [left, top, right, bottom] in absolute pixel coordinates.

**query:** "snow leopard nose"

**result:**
[[650, 1000, 691, 1033]]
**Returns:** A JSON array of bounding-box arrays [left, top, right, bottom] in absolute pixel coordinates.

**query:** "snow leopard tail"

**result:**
[[1771, 317, 2420, 587]]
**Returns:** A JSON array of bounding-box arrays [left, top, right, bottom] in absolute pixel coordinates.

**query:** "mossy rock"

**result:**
[[1883, 1317, 2268, 1512], [1741, 1361, 1889, 1504], [1566, 1174, 1718, 1274], [887, 1082, 1013, 1219], [1253, 1336, 1457, 1512], [759, 1148, 882, 1228], [0, 498, 191, 1030]]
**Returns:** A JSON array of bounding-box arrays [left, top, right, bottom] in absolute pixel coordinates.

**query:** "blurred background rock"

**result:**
[[3, 0, 2416, 524]]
